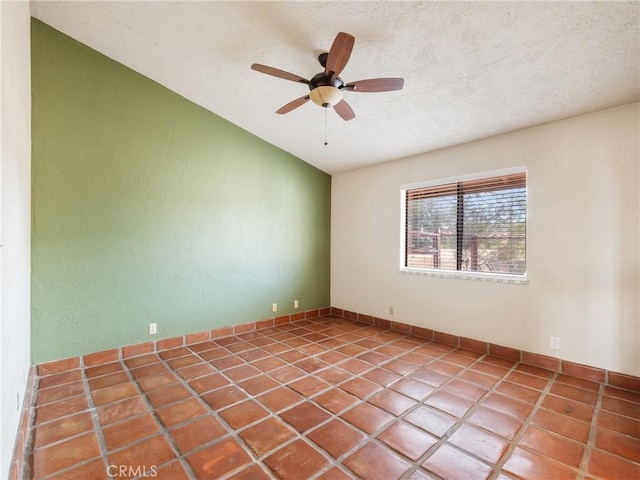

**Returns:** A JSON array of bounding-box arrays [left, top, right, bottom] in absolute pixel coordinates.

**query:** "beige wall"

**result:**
[[331, 103, 639, 376], [0, 1, 32, 477]]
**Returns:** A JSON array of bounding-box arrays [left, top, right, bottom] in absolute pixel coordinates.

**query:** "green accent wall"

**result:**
[[31, 19, 331, 364]]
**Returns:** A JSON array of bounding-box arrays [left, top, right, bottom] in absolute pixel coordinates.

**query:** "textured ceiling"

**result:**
[[31, 1, 639, 174]]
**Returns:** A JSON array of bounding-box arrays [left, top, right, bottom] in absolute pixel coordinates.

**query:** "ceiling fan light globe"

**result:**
[[309, 86, 343, 107]]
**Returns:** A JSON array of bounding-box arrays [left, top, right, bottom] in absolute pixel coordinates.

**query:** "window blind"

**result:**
[[405, 172, 526, 275]]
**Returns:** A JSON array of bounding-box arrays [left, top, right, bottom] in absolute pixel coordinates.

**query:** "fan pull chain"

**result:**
[[324, 108, 328, 146]]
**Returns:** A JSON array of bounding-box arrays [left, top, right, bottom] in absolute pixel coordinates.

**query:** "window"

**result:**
[[402, 169, 526, 280]]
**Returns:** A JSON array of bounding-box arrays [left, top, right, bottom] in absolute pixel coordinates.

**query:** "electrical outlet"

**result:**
[[389, 306, 395, 315], [272, 303, 278, 313], [149, 323, 157, 335], [294, 300, 299, 309], [550, 336, 560, 349]]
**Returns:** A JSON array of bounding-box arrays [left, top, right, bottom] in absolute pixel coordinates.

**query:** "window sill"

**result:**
[[399, 267, 528, 285]]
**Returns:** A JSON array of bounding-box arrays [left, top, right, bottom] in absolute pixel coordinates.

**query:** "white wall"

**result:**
[[0, 1, 32, 477], [332, 103, 639, 376]]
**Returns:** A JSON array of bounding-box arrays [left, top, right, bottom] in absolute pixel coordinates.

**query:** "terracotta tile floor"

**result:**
[[28, 316, 640, 479]]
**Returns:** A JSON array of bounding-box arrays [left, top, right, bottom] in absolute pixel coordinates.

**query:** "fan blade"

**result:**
[[325, 32, 355, 77], [345, 78, 404, 92], [276, 95, 310, 114], [251, 64, 309, 84], [333, 99, 355, 121]]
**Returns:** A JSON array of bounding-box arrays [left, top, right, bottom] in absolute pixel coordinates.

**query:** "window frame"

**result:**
[[400, 167, 528, 284]]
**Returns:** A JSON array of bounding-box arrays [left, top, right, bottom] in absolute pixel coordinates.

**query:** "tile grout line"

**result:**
[[302, 320, 443, 480], [158, 331, 318, 479], [307, 320, 509, 478], [81, 357, 115, 480], [477, 360, 558, 479], [268, 316, 388, 480], [398, 351, 522, 480], [118, 355, 199, 480], [213, 319, 378, 480], [241, 319, 442, 479], [348, 325, 545, 479], [35, 357, 113, 480], [246, 320, 383, 479], [360, 320, 615, 479], [489, 370, 559, 478], [375, 346, 465, 479], [186, 336, 309, 480], [300, 323, 487, 479], [300, 322, 427, 479], [158, 348, 279, 480], [576, 381, 605, 479]]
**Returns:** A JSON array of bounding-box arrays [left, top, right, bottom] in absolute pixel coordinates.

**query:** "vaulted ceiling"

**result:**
[[31, 1, 639, 174]]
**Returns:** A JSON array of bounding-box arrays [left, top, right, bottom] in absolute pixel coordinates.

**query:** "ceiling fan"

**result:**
[[251, 32, 404, 121]]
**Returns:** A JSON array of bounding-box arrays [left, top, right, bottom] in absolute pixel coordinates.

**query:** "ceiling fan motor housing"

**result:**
[[309, 72, 345, 90]]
